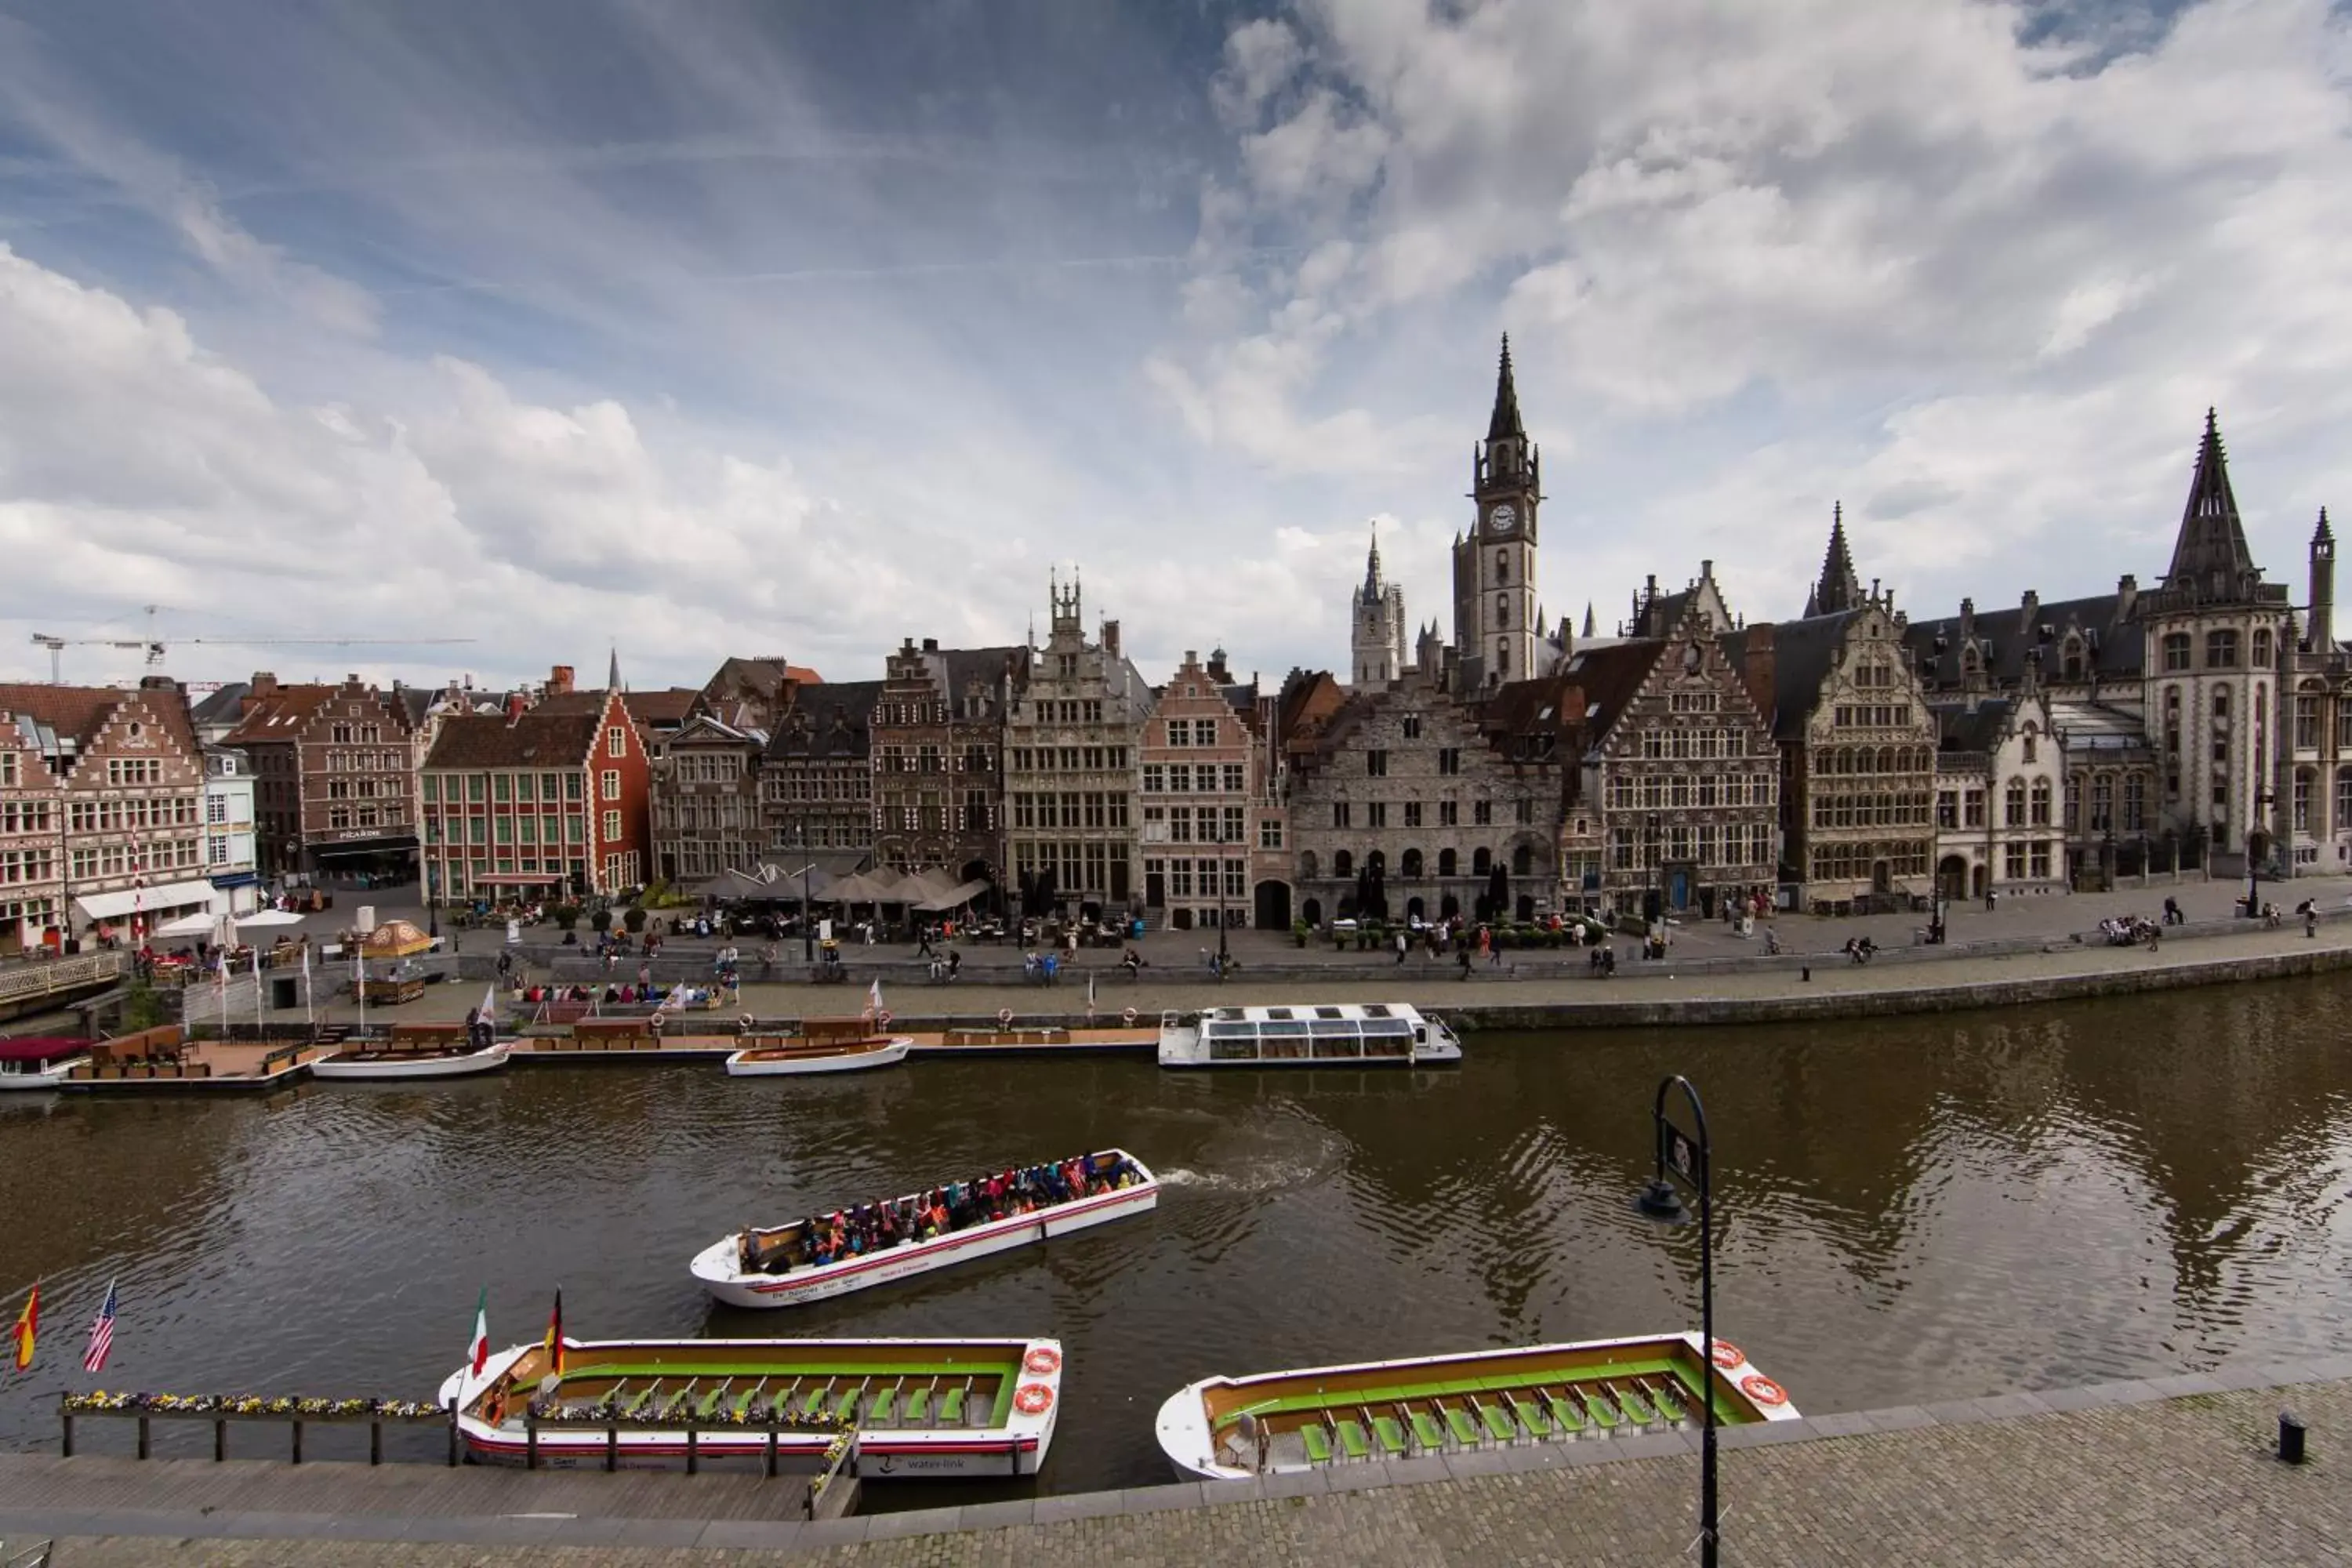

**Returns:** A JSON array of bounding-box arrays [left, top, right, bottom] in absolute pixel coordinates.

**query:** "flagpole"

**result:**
[[302, 944, 314, 1032], [252, 948, 265, 1037], [355, 943, 366, 1037]]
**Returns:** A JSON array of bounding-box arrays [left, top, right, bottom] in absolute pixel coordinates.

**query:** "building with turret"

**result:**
[[1350, 534, 1409, 688]]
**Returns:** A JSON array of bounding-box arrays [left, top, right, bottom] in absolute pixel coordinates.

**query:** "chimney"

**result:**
[[548, 665, 574, 695], [1739, 622, 1777, 723], [2117, 573, 2138, 622], [1102, 619, 1122, 658], [2020, 589, 2039, 632], [921, 637, 938, 653], [250, 672, 278, 697], [506, 692, 528, 722]]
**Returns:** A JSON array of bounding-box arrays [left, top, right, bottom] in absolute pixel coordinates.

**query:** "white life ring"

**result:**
[[998, 1007, 1015, 1027], [874, 1009, 891, 1029], [1121, 1007, 1138, 1027]]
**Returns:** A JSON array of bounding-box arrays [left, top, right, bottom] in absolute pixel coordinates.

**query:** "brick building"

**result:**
[[0, 680, 208, 948], [224, 673, 419, 880], [1139, 650, 1257, 934], [419, 689, 651, 902], [1004, 579, 1151, 916], [870, 637, 1027, 890]]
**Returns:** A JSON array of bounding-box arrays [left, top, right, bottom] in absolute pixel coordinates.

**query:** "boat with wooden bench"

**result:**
[[725, 1017, 912, 1076], [1155, 1333, 1798, 1480], [440, 1334, 1065, 1477], [0, 1036, 93, 1091], [692, 1149, 1158, 1308], [312, 1022, 510, 1080], [61, 1027, 318, 1091], [1158, 1003, 1464, 1069], [904, 1022, 1160, 1056]]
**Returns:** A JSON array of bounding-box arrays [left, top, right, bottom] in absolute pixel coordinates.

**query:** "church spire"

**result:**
[[1487, 333, 1525, 441], [1581, 602, 1595, 639], [2164, 408, 2259, 594], [608, 645, 623, 693], [1363, 525, 1385, 597], [1810, 502, 1862, 616]]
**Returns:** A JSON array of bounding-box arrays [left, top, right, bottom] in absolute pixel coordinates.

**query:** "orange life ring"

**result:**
[[998, 1008, 1015, 1026], [1121, 1007, 1137, 1026], [1023, 1346, 1062, 1376], [1013, 1383, 1054, 1416], [1740, 1373, 1787, 1408], [875, 1009, 891, 1029], [1711, 1341, 1744, 1370]]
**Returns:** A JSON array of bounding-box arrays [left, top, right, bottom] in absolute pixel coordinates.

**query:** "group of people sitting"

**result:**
[[1841, 936, 1880, 964], [740, 1155, 1145, 1275]]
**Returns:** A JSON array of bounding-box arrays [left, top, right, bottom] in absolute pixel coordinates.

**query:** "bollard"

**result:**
[[2280, 1412, 2307, 1465], [137, 1415, 151, 1460], [1801, 966, 1811, 982], [446, 1398, 459, 1467]]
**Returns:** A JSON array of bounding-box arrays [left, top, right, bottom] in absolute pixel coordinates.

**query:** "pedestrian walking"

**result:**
[[1394, 930, 1408, 964]]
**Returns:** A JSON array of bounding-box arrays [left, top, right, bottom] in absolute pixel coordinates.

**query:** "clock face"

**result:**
[[1489, 503, 1517, 532]]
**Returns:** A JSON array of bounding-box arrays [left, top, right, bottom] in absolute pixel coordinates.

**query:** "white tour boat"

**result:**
[[1157, 1003, 1463, 1069], [1156, 1332, 1799, 1481], [0, 1036, 93, 1091], [725, 1017, 913, 1076], [692, 1149, 1157, 1308], [311, 1021, 512, 1080], [441, 1334, 1066, 1477]]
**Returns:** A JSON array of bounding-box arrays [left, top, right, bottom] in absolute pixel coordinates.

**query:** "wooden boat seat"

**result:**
[[1407, 1408, 1446, 1450], [1641, 1377, 1686, 1425], [1298, 1421, 1333, 1465], [622, 1385, 659, 1418], [1442, 1403, 1480, 1446], [696, 1387, 728, 1421], [1332, 1414, 1371, 1461], [1369, 1413, 1407, 1456], [732, 1385, 765, 1419]]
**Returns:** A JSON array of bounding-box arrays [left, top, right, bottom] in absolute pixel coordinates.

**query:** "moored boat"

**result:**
[[692, 1149, 1157, 1308], [438, 1334, 1065, 1477], [725, 1017, 913, 1076], [312, 1022, 511, 1080], [0, 1036, 93, 1091], [1155, 1333, 1798, 1480], [1158, 1003, 1463, 1069]]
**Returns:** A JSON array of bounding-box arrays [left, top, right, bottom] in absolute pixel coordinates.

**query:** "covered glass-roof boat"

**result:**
[[1158, 1003, 1462, 1069]]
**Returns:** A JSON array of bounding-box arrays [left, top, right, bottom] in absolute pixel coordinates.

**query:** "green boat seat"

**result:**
[[869, 1389, 896, 1425], [1443, 1404, 1480, 1446], [732, 1388, 762, 1419], [1509, 1395, 1552, 1438], [1583, 1392, 1622, 1430], [623, 1387, 657, 1418], [1546, 1392, 1584, 1433], [906, 1387, 931, 1424], [1647, 1382, 1687, 1424], [697, 1388, 727, 1420], [1298, 1421, 1334, 1465], [800, 1385, 832, 1419], [833, 1387, 863, 1421], [1618, 1387, 1656, 1425], [1334, 1417, 1371, 1461], [1371, 1415, 1408, 1456], [1479, 1402, 1517, 1442], [1409, 1409, 1446, 1450], [941, 1385, 968, 1425]]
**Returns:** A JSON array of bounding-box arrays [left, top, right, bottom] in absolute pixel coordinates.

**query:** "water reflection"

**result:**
[[4, 975, 2352, 1496]]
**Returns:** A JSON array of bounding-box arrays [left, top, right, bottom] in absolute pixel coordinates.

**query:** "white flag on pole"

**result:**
[[865, 978, 883, 1022]]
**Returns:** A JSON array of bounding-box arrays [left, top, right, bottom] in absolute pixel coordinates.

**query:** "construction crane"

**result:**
[[29, 625, 476, 684]]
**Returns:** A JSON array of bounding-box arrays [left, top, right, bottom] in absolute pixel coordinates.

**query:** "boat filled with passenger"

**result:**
[[1158, 1003, 1463, 1069], [441, 1334, 1065, 1477], [691, 1149, 1157, 1308], [1155, 1333, 1798, 1480]]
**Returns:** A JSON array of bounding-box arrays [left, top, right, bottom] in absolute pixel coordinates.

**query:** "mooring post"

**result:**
[[215, 1419, 227, 1462], [369, 1420, 383, 1466], [686, 1422, 699, 1475], [525, 1411, 539, 1470], [60, 1406, 73, 1459], [137, 1415, 151, 1460], [606, 1419, 618, 1472], [291, 1419, 303, 1465], [764, 1421, 778, 1479], [445, 1398, 459, 1468]]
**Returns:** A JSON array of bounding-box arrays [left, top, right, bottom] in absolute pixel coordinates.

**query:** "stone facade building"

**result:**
[[1351, 536, 1408, 688], [762, 681, 884, 861], [1004, 579, 1150, 916], [1930, 673, 2066, 901], [870, 637, 1026, 887], [1452, 339, 1547, 691], [225, 673, 420, 880], [1138, 650, 1256, 934], [650, 713, 767, 885]]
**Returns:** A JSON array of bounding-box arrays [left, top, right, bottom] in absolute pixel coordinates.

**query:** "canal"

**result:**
[[3, 975, 2349, 1504]]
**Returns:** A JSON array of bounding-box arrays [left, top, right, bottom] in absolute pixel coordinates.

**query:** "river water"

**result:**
[[4, 975, 2350, 1504]]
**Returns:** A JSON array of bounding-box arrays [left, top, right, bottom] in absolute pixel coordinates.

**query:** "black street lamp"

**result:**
[[1635, 1074, 1719, 1568], [2246, 786, 2276, 918], [796, 818, 815, 963]]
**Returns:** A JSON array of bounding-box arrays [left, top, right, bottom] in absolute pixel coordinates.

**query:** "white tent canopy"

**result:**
[[913, 879, 992, 913]]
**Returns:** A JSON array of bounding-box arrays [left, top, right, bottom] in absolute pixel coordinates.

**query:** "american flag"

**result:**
[[82, 1278, 118, 1374]]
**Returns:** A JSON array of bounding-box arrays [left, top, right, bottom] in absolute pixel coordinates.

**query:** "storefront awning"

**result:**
[[74, 879, 218, 922]]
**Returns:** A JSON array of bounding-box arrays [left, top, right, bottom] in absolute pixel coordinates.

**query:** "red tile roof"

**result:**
[[0, 683, 198, 758], [423, 711, 603, 771]]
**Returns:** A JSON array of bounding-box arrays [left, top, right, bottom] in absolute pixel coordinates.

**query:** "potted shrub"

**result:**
[[623, 906, 648, 935], [590, 908, 614, 936], [1291, 919, 1309, 949], [551, 904, 581, 932]]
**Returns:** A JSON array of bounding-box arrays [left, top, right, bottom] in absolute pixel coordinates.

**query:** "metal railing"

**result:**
[[0, 951, 123, 1007]]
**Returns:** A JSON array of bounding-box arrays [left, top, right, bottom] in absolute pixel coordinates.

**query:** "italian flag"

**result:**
[[467, 1286, 489, 1377]]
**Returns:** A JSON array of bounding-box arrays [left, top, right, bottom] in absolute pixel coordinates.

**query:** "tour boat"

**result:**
[[1157, 1003, 1464, 1069], [0, 1036, 93, 1091], [691, 1149, 1158, 1308], [1156, 1333, 1798, 1481], [724, 1017, 913, 1076], [311, 1022, 512, 1080], [440, 1334, 1065, 1478]]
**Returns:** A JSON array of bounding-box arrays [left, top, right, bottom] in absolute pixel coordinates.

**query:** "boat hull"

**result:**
[[724, 1037, 912, 1076], [439, 1335, 1062, 1478], [1156, 1332, 1798, 1482], [0, 1059, 88, 1091], [693, 1152, 1157, 1308], [312, 1042, 512, 1080]]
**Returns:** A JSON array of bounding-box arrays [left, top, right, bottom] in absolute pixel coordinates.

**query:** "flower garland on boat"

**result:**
[[520, 1389, 862, 1431], [63, 1392, 445, 1418]]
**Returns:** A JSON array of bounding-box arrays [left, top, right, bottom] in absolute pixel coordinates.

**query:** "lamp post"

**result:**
[[2246, 786, 2275, 918], [1635, 1074, 1719, 1568], [797, 817, 815, 963]]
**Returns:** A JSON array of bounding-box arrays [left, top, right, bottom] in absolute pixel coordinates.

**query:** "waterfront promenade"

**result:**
[[9, 1367, 2350, 1563]]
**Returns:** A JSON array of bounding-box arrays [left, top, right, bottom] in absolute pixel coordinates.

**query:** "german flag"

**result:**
[[10, 1282, 34, 1373], [542, 1287, 564, 1378]]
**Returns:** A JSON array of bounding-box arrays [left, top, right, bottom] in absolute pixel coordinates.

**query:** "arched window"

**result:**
[[1472, 847, 1493, 875], [2021, 724, 2038, 765], [1401, 848, 1425, 878], [2062, 636, 2085, 682], [1438, 848, 1457, 877], [2030, 779, 2052, 826], [1332, 849, 1354, 879], [1497, 595, 1510, 629], [1367, 849, 1386, 876], [1298, 851, 1319, 880], [2256, 629, 2274, 666], [1878, 745, 1896, 775], [1512, 844, 1534, 877], [1495, 553, 1508, 583]]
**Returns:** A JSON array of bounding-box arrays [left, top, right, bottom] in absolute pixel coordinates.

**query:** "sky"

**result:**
[[2, 0, 2349, 695]]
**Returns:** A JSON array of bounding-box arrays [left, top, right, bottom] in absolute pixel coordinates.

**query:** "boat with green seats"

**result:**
[[1154, 1332, 1799, 1480]]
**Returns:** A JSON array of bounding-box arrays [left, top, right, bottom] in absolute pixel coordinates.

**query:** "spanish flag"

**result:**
[[11, 1282, 35, 1373], [542, 1287, 564, 1378]]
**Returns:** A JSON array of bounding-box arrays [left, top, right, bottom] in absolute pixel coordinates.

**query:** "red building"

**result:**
[[419, 689, 651, 903]]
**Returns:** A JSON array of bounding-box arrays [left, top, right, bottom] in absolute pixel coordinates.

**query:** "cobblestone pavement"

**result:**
[[20, 1374, 2352, 1565]]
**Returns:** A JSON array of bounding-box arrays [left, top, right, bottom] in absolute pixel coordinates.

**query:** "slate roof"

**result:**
[[940, 645, 1029, 700], [1901, 593, 2143, 690], [1553, 641, 1667, 749], [1722, 612, 1860, 739], [423, 710, 602, 771], [189, 683, 250, 731], [767, 680, 886, 760], [1477, 674, 1582, 762], [1934, 699, 2016, 757]]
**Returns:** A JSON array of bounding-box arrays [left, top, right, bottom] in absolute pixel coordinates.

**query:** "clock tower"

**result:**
[[1453, 335, 1542, 688]]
